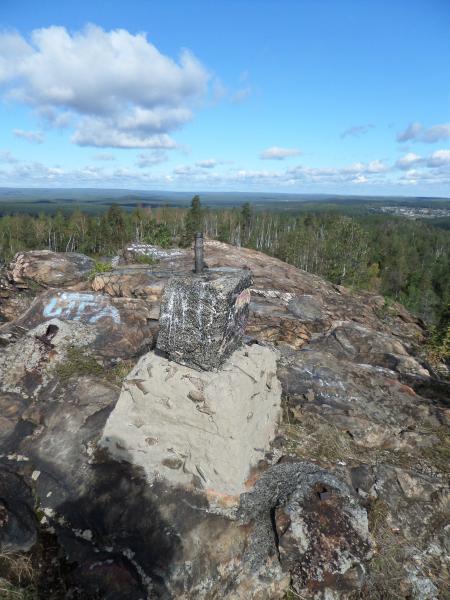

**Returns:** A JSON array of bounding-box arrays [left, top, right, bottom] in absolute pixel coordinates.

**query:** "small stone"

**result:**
[[162, 457, 184, 470], [187, 390, 205, 403], [305, 389, 315, 402], [288, 294, 324, 322]]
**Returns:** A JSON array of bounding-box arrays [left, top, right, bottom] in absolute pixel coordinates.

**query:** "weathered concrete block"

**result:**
[[157, 267, 252, 370], [101, 343, 281, 495]]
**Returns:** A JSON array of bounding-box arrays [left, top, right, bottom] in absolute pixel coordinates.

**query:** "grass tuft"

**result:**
[[0, 551, 37, 599], [55, 346, 135, 386], [88, 261, 114, 280]]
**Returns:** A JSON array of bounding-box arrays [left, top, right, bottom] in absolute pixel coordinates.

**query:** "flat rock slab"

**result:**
[[91, 266, 180, 314], [101, 343, 282, 496], [157, 267, 252, 371], [9, 250, 94, 287]]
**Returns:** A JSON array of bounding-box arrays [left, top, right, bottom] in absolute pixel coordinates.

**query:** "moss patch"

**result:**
[[55, 346, 135, 386], [133, 254, 157, 266]]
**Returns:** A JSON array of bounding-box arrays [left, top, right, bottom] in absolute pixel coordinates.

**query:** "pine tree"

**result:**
[[181, 195, 203, 247]]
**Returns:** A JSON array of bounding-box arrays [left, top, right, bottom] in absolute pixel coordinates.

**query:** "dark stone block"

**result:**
[[157, 267, 252, 370]]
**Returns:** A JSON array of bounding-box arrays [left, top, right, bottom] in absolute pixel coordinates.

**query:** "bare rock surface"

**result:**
[[0, 469, 37, 552], [0, 289, 156, 358], [9, 250, 94, 287], [0, 272, 35, 322], [0, 318, 97, 396], [123, 242, 187, 264], [0, 242, 448, 599], [239, 462, 372, 597], [91, 266, 168, 308], [101, 343, 282, 495]]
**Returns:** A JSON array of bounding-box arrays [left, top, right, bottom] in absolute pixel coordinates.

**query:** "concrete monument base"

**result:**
[[100, 343, 282, 496]]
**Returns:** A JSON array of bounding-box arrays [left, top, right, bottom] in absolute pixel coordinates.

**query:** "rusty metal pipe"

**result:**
[[194, 232, 204, 274]]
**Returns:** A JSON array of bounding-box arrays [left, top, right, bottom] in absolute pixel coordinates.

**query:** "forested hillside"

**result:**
[[0, 198, 448, 328]]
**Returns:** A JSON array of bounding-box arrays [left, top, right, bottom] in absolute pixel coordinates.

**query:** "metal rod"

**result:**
[[194, 232, 204, 274]]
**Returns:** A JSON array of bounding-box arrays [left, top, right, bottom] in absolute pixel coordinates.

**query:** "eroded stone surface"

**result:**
[[239, 462, 372, 597], [0, 319, 98, 396], [91, 266, 168, 311], [1, 289, 156, 358], [9, 250, 94, 287], [101, 343, 282, 495]]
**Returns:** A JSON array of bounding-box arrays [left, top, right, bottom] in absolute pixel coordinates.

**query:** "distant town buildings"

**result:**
[[373, 206, 450, 219]]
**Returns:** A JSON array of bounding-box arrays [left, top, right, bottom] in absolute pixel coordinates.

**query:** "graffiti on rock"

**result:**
[[43, 292, 121, 324]]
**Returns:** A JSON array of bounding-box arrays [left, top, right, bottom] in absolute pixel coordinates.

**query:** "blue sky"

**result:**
[[0, 0, 449, 195]]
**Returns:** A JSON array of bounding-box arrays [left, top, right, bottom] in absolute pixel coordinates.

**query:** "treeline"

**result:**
[[0, 198, 448, 326]]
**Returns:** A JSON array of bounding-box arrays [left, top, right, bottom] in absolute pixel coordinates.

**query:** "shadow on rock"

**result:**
[[42, 438, 182, 600]]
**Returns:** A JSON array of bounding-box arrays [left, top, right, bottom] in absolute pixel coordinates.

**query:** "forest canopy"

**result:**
[[0, 198, 448, 327]]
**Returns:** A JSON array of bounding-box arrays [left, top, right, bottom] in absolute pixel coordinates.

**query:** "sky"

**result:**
[[0, 0, 449, 196]]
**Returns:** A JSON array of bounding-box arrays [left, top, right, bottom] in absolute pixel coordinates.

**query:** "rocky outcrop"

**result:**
[[0, 289, 157, 359], [0, 469, 37, 552], [0, 273, 35, 323], [91, 266, 168, 306], [0, 242, 448, 599], [239, 462, 372, 597], [9, 250, 94, 287]]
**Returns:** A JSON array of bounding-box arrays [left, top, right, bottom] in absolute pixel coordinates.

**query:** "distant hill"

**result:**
[[0, 187, 449, 215]]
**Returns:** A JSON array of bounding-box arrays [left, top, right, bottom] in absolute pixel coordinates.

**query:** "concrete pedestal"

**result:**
[[100, 344, 281, 496]]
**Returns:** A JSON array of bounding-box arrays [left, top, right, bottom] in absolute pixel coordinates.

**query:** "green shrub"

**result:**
[[134, 254, 157, 265], [88, 261, 113, 279]]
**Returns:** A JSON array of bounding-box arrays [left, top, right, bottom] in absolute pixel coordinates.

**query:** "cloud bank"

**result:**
[[1, 150, 449, 193]]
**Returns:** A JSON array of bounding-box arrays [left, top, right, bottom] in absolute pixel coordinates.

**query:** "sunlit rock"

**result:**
[[101, 343, 282, 496], [9, 250, 94, 287]]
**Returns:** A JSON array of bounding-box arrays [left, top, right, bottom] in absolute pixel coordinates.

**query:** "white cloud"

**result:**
[[72, 127, 178, 149], [397, 122, 423, 142], [231, 85, 251, 103], [341, 160, 388, 174], [0, 150, 18, 163], [92, 153, 115, 161], [211, 78, 228, 102], [13, 128, 44, 143], [422, 124, 450, 143], [396, 152, 423, 169], [396, 149, 450, 170], [397, 122, 450, 143], [230, 70, 252, 103], [0, 25, 210, 148], [340, 124, 374, 138], [173, 164, 198, 176], [136, 150, 168, 168], [196, 159, 217, 168], [427, 149, 450, 167], [2, 150, 450, 192], [260, 146, 302, 160]]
